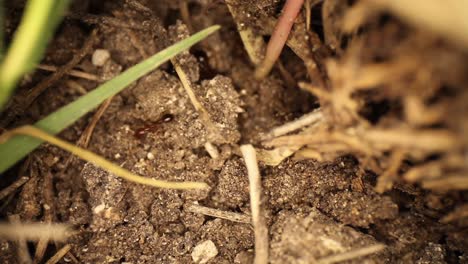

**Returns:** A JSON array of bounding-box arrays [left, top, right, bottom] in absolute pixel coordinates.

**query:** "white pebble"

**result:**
[[192, 240, 218, 264], [92, 49, 111, 67], [147, 152, 155, 160]]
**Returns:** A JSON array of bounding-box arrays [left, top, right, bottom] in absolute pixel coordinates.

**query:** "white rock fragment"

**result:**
[[93, 203, 105, 214], [191, 240, 218, 264], [92, 49, 111, 67]]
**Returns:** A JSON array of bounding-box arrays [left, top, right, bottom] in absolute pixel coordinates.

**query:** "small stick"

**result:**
[[317, 244, 386, 264], [44, 245, 72, 264], [61, 96, 114, 171], [0, 221, 71, 242], [8, 215, 32, 264], [36, 64, 101, 82], [204, 142, 220, 159], [305, 0, 312, 31], [375, 149, 405, 193], [179, 1, 194, 33], [255, 0, 304, 79], [262, 109, 323, 140], [34, 164, 56, 264], [0, 176, 30, 200], [185, 203, 251, 224], [240, 145, 268, 264]]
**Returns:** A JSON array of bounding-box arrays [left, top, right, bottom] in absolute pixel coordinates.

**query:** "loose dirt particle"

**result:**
[[192, 240, 219, 264]]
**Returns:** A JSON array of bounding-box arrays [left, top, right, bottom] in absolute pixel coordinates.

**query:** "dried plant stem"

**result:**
[[0, 126, 208, 190], [8, 215, 32, 263], [375, 149, 405, 193], [45, 245, 72, 264], [255, 0, 304, 79], [240, 145, 268, 264], [263, 109, 323, 140], [37, 64, 101, 82], [317, 244, 386, 264], [185, 203, 251, 224], [0, 176, 29, 200], [0, 221, 71, 242]]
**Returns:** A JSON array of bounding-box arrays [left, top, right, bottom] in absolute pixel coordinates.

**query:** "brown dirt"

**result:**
[[0, 0, 467, 263]]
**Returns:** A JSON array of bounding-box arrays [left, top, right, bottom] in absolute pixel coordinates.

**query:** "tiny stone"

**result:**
[[191, 240, 218, 264], [92, 49, 111, 67], [147, 152, 155, 160]]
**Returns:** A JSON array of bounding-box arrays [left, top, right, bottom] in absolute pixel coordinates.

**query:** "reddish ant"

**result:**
[[134, 113, 174, 139]]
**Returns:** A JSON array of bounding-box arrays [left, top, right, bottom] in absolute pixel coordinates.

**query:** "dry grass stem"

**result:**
[[62, 96, 114, 171], [0, 126, 208, 190], [0, 176, 30, 200], [45, 245, 72, 264], [8, 215, 32, 263], [262, 109, 323, 140], [0, 221, 71, 242], [240, 144, 268, 264], [317, 244, 386, 264], [204, 142, 220, 159], [185, 203, 251, 224], [375, 149, 405, 193], [441, 204, 468, 223], [36, 64, 101, 82], [256, 145, 303, 166], [422, 176, 468, 190]]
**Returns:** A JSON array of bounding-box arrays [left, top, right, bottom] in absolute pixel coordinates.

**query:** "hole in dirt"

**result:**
[[163, 9, 181, 28], [192, 49, 218, 81], [311, 2, 325, 42], [358, 99, 393, 124]]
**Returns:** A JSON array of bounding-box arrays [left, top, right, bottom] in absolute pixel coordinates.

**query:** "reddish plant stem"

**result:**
[[255, 0, 304, 79]]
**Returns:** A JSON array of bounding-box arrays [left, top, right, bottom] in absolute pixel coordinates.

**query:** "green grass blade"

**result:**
[[0, 25, 220, 173], [0, 0, 70, 109]]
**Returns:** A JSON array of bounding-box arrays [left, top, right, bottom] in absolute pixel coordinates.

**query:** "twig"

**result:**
[[317, 244, 386, 264], [240, 145, 268, 264], [0, 221, 71, 242], [179, 1, 194, 33], [36, 64, 101, 82], [262, 109, 323, 140], [441, 204, 468, 223], [34, 164, 56, 264], [204, 142, 220, 159], [62, 96, 114, 171], [66, 13, 158, 31], [422, 175, 468, 190], [185, 203, 251, 224], [0, 176, 30, 200], [8, 215, 32, 264], [44, 245, 72, 264], [375, 149, 405, 193]]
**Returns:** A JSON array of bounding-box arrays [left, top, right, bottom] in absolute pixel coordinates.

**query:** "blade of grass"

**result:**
[[0, 25, 220, 174], [0, 126, 208, 189], [0, 0, 70, 109]]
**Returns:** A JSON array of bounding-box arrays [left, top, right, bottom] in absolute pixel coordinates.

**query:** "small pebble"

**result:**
[[92, 49, 111, 67], [191, 240, 218, 264]]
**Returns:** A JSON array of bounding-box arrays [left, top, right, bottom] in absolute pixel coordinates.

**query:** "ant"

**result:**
[[134, 113, 174, 139]]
